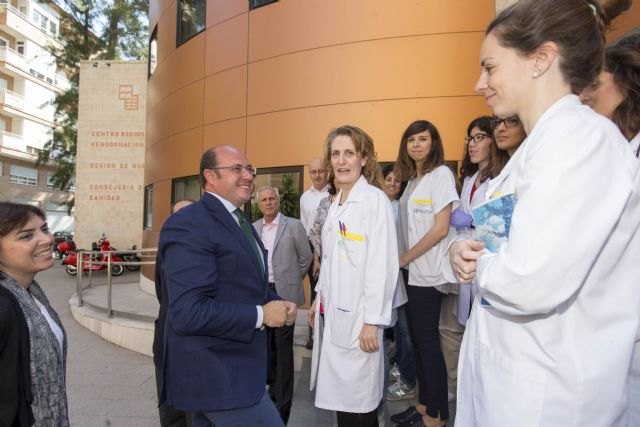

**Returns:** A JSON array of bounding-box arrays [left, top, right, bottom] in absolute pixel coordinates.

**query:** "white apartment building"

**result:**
[[0, 0, 73, 231]]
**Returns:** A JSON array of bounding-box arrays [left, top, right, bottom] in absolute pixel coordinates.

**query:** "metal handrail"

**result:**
[[75, 248, 157, 318]]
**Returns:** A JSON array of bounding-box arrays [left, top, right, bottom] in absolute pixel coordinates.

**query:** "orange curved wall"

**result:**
[[144, 0, 640, 254]]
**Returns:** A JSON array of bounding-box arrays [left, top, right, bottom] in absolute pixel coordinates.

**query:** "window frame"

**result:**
[[176, 0, 206, 47], [148, 26, 158, 78], [143, 184, 153, 230], [9, 164, 38, 186], [171, 174, 201, 206], [249, 0, 279, 10], [246, 165, 303, 222]]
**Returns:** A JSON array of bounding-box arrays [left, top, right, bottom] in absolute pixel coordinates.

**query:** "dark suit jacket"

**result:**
[[0, 286, 33, 427], [151, 254, 166, 368], [252, 214, 312, 305], [158, 193, 279, 412]]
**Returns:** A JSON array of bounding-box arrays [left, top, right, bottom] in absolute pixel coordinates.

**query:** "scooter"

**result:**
[[55, 237, 76, 261], [112, 245, 142, 271], [63, 235, 125, 276]]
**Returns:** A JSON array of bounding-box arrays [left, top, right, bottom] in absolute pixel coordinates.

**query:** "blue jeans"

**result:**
[[394, 304, 417, 388], [192, 391, 284, 427]]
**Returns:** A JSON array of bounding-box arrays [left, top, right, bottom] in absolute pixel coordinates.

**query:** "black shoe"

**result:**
[[390, 406, 420, 424], [305, 339, 313, 350]]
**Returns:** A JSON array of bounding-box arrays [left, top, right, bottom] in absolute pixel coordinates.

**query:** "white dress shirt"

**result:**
[[260, 213, 280, 283], [300, 185, 330, 234]]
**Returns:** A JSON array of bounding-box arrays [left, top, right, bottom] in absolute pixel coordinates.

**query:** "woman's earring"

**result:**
[[533, 68, 542, 78]]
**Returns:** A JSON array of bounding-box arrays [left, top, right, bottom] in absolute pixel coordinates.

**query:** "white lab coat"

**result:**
[[310, 175, 399, 413], [406, 165, 460, 288], [627, 131, 640, 427], [456, 172, 489, 326], [455, 95, 640, 427]]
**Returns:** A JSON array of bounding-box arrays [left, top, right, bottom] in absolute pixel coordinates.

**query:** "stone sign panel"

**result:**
[[75, 61, 147, 250]]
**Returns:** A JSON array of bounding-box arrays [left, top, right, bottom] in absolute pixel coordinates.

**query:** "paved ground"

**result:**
[[39, 264, 455, 426]]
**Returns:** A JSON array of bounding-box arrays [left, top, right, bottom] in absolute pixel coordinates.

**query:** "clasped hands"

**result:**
[[263, 300, 297, 328], [449, 239, 485, 283]]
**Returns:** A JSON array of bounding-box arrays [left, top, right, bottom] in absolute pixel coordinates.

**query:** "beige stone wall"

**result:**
[[75, 61, 146, 249], [495, 0, 515, 12]]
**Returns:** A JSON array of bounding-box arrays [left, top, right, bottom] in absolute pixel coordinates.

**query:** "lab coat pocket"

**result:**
[[330, 308, 359, 349], [474, 341, 547, 427]]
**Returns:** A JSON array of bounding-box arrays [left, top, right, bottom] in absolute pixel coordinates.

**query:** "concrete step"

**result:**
[[70, 278, 313, 364]]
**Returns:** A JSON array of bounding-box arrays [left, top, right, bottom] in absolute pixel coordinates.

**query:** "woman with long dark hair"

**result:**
[[449, 1, 639, 425], [392, 120, 459, 427]]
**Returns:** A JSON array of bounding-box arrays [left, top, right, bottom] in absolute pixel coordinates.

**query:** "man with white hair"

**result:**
[[254, 185, 312, 425]]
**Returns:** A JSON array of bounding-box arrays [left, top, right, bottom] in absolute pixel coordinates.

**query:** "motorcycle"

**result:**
[[55, 237, 76, 261], [63, 234, 125, 276], [120, 245, 142, 271]]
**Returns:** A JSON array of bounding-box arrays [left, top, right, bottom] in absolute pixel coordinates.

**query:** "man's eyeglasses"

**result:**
[[491, 116, 521, 129], [464, 133, 491, 145], [209, 164, 257, 176]]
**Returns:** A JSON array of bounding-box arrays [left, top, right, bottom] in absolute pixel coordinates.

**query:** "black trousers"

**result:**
[[405, 285, 449, 421], [336, 409, 378, 427], [155, 366, 192, 427], [268, 324, 294, 424], [267, 285, 295, 425]]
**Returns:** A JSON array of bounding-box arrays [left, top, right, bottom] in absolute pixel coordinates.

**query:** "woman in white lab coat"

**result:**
[[580, 27, 640, 426], [393, 120, 459, 427], [309, 125, 399, 427], [452, 116, 508, 326], [449, 1, 640, 426]]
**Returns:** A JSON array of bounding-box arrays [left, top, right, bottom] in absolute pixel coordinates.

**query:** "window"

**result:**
[[49, 21, 57, 36], [176, 0, 205, 46], [9, 165, 37, 186], [26, 146, 41, 155], [249, 0, 278, 10], [17, 41, 24, 55], [32, 10, 48, 31], [46, 172, 56, 189], [248, 166, 303, 222], [144, 185, 153, 229], [148, 27, 158, 77], [172, 175, 200, 204]]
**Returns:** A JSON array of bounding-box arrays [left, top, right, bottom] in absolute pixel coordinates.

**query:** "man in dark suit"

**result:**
[[158, 145, 297, 427], [253, 185, 312, 424], [153, 199, 194, 427]]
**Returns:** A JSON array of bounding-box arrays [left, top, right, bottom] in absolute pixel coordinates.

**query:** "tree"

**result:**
[[37, 0, 148, 207]]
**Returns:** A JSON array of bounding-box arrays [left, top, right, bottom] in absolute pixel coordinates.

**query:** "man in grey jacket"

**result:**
[[253, 185, 312, 425]]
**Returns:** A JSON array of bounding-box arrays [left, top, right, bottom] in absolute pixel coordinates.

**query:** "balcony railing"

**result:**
[[0, 45, 26, 69], [0, 87, 54, 122], [0, 130, 24, 151], [0, 46, 70, 91], [0, 1, 62, 48]]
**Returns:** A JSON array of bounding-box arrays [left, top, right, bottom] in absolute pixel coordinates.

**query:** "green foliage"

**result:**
[[279, 173, 300, 218], [37, 0, 149, 208]]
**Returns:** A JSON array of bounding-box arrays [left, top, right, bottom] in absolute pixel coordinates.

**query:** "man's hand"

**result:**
[[359, 324, 379, 353], [262, 301, 288, 327], [283, 301, 297, 326], [449, 239, 485, 283]]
